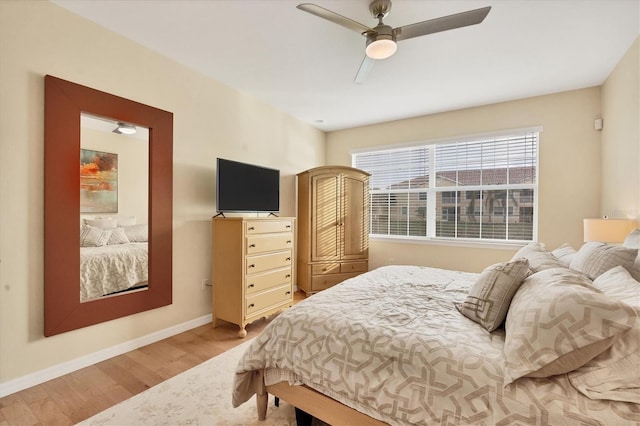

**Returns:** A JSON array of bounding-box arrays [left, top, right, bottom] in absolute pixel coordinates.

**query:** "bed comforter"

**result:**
[[80, 242, 148, 301], [233, 265, 640, 425]]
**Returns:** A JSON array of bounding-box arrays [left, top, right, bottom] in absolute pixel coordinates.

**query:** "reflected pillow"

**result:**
[[503, 267, 637, 385], [512, 242, 566, 273], [569, 242, 638, 280], [456, 258, 530, 332], [107, 227, 131, 245], [116, 216, 136, 227], [80, 225, 112, 247], [84, 217, 117, 229], [122, 224, 148, 242]]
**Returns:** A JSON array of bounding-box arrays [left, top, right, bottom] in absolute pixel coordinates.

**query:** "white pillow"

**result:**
[[569, 242, 638, 280], [84, 217, 117, 229], [551, 243, 577, 266], [592, 266, 640, 308], [80, 225, 112, 247], [122, 224, 148, 242], [623, 229, 640, 282], [107, 227, 131, 245], [116, 216, 137, 227]]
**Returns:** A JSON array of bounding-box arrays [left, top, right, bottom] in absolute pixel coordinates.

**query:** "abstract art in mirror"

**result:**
[[80, 148, 118, 213], [44, 75, 173, 336]]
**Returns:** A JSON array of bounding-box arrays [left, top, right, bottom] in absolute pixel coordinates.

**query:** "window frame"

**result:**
[[352, 127, 541, 246]]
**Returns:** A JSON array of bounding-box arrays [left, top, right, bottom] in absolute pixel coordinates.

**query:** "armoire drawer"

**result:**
[[246, 233, 294, 254], [311, 272, 359, 292], [246, 267, 292, 295], [246, 250, 293, 274], [246, 220, 294, 235], [311, 263, 341, 275], [340, 261, 368, 273], [246, 284, 292, 315]]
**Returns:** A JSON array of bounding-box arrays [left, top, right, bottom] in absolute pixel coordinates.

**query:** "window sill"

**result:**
[[370, 234, 528, 251]]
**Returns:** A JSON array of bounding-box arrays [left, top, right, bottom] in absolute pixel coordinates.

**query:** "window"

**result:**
[[353, 130, 538, 243]]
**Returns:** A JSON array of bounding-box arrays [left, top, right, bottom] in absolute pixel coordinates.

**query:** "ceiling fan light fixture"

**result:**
[[113, 122, 137, 135], [365, 37, 397, 60]]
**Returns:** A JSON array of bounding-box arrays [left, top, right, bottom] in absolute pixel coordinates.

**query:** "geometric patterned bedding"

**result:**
[[233, 265, 640, 425], [80, 242, 148, 302]]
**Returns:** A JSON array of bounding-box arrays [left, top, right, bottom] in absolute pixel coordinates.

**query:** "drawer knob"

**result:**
[[248, 303, 255, 308], [249, 244, 256, 248], [248, 264, 256, 269], [286, 225, 291, 228], [285, 274, 291, 278], [286, 240, 292, 244], [248, 284, 255, 288], [286, 257, 291, 261], [285, 291, 291, 295], [248, 226, 255, 230]]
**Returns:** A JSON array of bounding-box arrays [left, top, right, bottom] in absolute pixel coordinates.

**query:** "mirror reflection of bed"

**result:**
[[79, 114, 149, 302]]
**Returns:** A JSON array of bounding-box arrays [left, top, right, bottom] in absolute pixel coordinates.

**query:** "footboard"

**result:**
[[255, 369, 386, 425]]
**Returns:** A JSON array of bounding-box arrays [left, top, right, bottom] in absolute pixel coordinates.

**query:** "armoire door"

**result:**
[[341, 171, 369, 260], [310, 173, 341, 262]]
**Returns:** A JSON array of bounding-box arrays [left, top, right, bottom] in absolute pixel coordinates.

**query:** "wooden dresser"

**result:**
[[297, 166, 370, 294], [212, 217, 295, 337]]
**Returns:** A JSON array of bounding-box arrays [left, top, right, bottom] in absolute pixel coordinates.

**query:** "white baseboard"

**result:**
[[0, 314, 213, 398]]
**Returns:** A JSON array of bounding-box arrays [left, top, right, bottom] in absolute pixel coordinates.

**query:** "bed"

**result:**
[[232, 237, 640, 425], [79, 221, 149, 302], [80, 242, 148, 301]]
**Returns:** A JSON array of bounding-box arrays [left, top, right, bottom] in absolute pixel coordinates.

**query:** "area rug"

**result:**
[[77, 340, 296, 425]]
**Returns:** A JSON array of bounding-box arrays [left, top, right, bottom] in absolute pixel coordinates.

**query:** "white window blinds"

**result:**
[[352, 130, 539, 243]]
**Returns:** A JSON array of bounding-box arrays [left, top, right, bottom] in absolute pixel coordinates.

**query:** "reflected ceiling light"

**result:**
[[113, 122, 137, 135]]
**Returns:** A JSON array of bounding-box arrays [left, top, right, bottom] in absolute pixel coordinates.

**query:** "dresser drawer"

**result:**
[[246, 233, 294, 254], [311, 263, 340, 275], [246, 267, 292, 295], [311, 272, 359, 292], [246, 284, 292, 315], [246, 250, 293, 274], [340, 261, 368, 273], [246, 220, 293, 235]]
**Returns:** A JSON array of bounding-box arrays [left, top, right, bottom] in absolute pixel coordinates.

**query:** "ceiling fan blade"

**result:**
[[354, 55, 376, 84], [297, 3, 372, 34], [394, 6, 491, 41]]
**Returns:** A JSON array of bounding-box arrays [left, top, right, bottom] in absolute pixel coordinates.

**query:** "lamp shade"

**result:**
[[583, 218, 637, 243]]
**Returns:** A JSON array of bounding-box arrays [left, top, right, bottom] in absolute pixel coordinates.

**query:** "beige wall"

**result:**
[[327, 88, 603, 272], [601, 37, 640, 221], [0, 1, 325, 384]]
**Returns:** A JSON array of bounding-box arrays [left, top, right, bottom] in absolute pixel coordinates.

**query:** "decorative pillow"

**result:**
[[107, 227, 131, 245], [551, 243, 577, 266], [456, 258, 530, 332], [592, 266, 640, 308], [503, 267, 638, 385], [122, 224, 148, 242], [623, 229, 640, 282], [80, 225, 112, 247], [84, 217, 117, 229], [512, 242, 566, 273], [569, 242, 638, 280]]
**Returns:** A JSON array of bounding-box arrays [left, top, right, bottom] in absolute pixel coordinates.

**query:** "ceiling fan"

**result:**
[[297, 0, 491, 83]]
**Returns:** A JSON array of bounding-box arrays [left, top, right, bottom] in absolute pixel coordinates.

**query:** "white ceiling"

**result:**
[[51, 0, 639, 132]]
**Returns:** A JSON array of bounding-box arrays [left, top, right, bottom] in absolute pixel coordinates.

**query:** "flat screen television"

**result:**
[[216, 158, 280, 213]]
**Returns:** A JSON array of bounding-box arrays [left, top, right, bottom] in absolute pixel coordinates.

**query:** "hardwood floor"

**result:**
[[0, 292, 305, 426]]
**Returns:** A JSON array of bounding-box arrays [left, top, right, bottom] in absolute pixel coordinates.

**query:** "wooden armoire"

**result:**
[[297, 166, 370, 294]]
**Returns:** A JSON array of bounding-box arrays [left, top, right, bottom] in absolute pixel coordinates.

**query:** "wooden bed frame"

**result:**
[[255, 370, 387, 425]]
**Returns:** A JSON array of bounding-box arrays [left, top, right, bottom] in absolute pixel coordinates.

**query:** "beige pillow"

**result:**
[[83, 217, 117, 229], [503, 267, 637, 385], [80, 225, 112, 247], [456, 258, 530, 332], [551, 243, 577, 266], [569, 242, 638, 280], [512, 242, 566, 273]]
